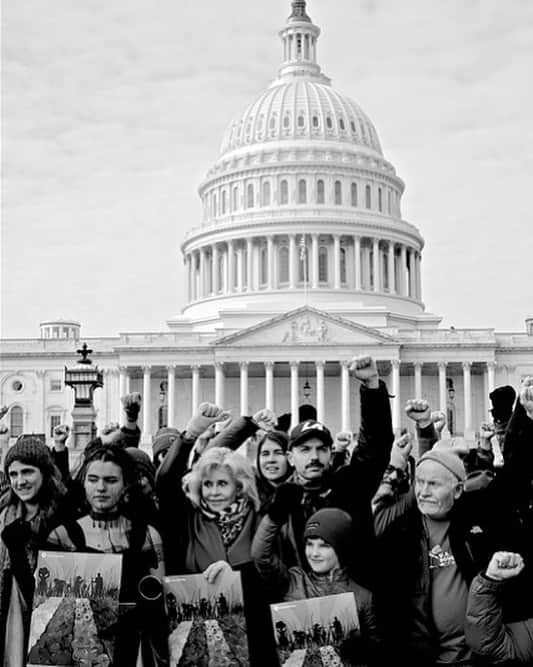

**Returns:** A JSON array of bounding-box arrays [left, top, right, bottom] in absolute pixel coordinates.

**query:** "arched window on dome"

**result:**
[[339, 118, 345, 131], [304, 34, 310, 59], [334, 181, 342, 205], [262, 181, 271, 206], [259, 246, 268, 286], [232, 186, 239, 211], [326, 116, 333, 130], [280, 180, 289, 205], [340, 247, 347, 284], [10, 405, 23, 439], [378, 187, 383, 212], [318, 246, 329, 284], [317, 179, 325, 204], [212, 193, 217, 218], [283, 115, 290, 129], [206, 252, 213, 293], [350, 120, 356, 133], [387, 189, 392, 215], [312, 115, 319, 129], [297, 114, 304, 128], [365, 185, 372, 209], [221, 190, 226, 215], [279, 246, 289, 285], [247, 184, 254, 209], [298, 179, 307, 204], [351, 183, 358, 207], [270, 114, 277, 130]]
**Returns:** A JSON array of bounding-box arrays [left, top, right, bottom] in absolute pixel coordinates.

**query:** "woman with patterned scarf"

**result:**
[[0, 436, 67, 667]]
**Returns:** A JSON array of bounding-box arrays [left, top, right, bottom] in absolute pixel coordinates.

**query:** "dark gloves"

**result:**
[[268, 482, 304, 524]]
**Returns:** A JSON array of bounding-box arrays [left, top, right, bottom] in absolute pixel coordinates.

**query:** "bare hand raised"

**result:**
[[349, 356, 379, 389], [405, 399, 432, 428]]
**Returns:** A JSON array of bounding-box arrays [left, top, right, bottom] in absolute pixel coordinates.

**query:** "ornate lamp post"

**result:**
[[64, 343, 103, 450]]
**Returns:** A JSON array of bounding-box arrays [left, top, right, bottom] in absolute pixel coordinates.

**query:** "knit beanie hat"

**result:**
[[126, 447, 156, 488], [152, 427, 180, 462], [416, 449, 466, 482], [433, 437, 469, 457], [4, 436, 55, 475], [304, 508, 353, 566]]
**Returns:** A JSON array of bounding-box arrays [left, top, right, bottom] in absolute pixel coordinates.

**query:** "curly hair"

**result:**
[[182, 446, 260, 511]]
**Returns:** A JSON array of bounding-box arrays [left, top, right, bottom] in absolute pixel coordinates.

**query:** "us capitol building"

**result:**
[[2, 1, 532, 448]]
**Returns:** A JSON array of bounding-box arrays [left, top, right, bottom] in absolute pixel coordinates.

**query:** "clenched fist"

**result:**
[[0, 406, 9, 421], [186, 403, 231, 440], [334, 431, 352, 452], [252, 408, 277, 432], [479, 422, 495, 441], [121, 392, 142, 422], [405, 399, 432, 428], [349, 356, 379, 389], [520, 377, 533, 421], [486, 551, 524, 581], [431, 411, 447, 434]]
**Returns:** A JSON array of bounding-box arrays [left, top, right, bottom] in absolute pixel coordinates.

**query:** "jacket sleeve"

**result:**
[[51, 448, 71, 484], [120, 424, 141, 448], [465, 574, 533, 663], [346, 380, 394, 499], [374, 487, 416, 538], [501, 400, 533, 498], [206, 416, 259, 451], [251, 514, 290, 598], [416, 423, 438, 456], [155, 432, 196, 518]]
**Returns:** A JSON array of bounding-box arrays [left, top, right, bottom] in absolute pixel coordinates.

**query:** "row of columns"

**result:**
[[186, 235, 422, 302], [117, 360, 497, 443]]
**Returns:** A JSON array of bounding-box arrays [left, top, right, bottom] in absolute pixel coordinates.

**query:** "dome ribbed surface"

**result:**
[[220, 79, 383, 156]]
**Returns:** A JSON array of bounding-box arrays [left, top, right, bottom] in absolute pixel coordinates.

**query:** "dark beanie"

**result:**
[[4, 436, 55, 475], [152, 427, 180, 461], [126, 447, 156, 487], [276, 413, 292, 433], [304, 508, 353, 566]]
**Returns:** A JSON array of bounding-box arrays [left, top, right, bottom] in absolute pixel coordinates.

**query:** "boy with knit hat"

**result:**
[[252, 504, 380, 661]]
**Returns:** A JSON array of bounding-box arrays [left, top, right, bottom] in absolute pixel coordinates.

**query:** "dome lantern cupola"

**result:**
[[278, 0, 329, 84]]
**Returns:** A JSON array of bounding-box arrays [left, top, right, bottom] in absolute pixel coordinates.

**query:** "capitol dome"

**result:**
[[177, 0, 427, 332]]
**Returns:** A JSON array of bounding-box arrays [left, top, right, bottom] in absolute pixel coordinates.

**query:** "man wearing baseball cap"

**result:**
[[265, 355, 394, 587]]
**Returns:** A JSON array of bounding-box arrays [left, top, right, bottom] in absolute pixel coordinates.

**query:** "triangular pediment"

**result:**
[[214, 307, 396, 347]]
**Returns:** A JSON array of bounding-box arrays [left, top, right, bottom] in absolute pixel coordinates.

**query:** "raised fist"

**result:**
[[479, 422, 495, 441], [486, 551, 524, 581], [519, 377, 533, 421], [100, 423, 122, 445], [186, 403, 231, 440], [252, 408, 277, 432], [393, 432, 412, 453], [53, 424, 70, 440], [349, 356, 378, 388], [121, 392, 142, 421], [431, 411, 447, 434], [333, 431, 352, 452], [405, 399, 432, 428], [0, 406, 9, 421]]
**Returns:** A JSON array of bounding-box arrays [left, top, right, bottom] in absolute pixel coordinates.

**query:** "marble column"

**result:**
[[289, 234, 296, 288], [264, 361, 274, 411], [119, 366, 128, 408], [341, 361, 351, 432], [240, 362, 249, 416], [215, 362, 225, 407], [199, 248, 206, 298], [391, 360, 401, 432], [191, 365, 200, 416], [315, 360, 325, 423], [236, 246, 244, 292], [414, 361, 423, 399], [463, 362, 473, 439], [267, 236, 274, 290], [227, 240, 234, 293], [487, 361, 496, 394], [333, 235, 341, 289], [142, 366, 152, 443], [212, 244, 219, 294], [388, 242, 395, 293], [409, 248, 416, 298], [400, 245, 407, 296], [167, 365, 176, 428], [187, 254, 192, 302], [311, 233, 319, 288], [373, 238, 380, 291], [290, 361, 299, 430], [354, 236, 361, 291], [246, 238, 253, 291], [438, 362, 447, 414]]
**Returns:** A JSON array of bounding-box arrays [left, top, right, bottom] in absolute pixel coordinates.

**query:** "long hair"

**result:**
[[182, 446, 260, 511], [256, 430, 292, 484], [75, 445, 140, 516]]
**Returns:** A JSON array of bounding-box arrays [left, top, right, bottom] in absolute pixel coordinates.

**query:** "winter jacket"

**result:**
[[465, 574, 533, 664]]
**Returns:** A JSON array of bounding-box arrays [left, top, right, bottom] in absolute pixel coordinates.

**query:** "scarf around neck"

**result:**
[[200, 496, 250, 547]]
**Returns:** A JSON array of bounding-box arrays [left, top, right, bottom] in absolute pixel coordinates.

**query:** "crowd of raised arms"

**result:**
[[1, 355, 533, 666]]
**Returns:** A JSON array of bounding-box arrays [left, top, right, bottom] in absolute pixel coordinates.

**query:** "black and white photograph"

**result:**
[[163, 570, 249, 666], [270, 593, 359, 666], [27, 550, 122, 667]]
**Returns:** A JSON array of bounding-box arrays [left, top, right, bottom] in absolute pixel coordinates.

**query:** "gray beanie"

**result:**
[[416, 449, 466, 482]]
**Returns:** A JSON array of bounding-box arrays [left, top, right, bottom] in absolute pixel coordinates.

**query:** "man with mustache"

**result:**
[[266, 355, 393, 587]]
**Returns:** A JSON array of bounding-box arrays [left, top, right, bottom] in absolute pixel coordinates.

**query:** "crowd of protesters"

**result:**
[[1, 354, 533, 666]]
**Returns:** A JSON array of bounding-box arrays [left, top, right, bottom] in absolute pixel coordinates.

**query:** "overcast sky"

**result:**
[[2, 0, 532, 338]]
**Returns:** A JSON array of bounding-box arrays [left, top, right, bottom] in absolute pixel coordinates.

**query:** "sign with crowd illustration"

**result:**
[[270, 592, 360, 667], [27, 551, 122, 667], [163, 570, 249, 666]]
